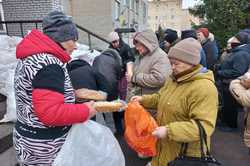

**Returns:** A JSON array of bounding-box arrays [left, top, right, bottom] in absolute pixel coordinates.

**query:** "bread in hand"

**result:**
[[94, 101, 124, 112], [75, 88, 107, 101]]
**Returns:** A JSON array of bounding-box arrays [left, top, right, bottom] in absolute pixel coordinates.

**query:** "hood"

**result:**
[[16, 29, 71, 63], [174, 65, 215, 83], [67, 59, 89, 72], [134, 29, 159, 53], [101, 48, 122, 67]]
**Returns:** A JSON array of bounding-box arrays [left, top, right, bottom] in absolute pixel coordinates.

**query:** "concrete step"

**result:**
[[0, 100, 15, 165], [0, 123, 14, 154], [0, 146, 17, 166], [0, 101, 7, 120]]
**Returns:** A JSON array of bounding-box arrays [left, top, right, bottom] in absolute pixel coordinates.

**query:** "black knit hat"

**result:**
[[42, 11, 78, 43], [164, 29, 178, 44], [181, 30, 197, 40]]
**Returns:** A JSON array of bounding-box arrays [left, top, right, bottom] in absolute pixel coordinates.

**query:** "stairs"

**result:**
[[0, 100, 17, 166]]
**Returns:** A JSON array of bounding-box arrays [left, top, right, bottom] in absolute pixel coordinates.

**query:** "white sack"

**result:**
[[53, 120, 125, 166]]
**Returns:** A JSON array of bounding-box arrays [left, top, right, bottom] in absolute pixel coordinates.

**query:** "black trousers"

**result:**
[[221, 87, 241, 128], [112, 111, 124, 134]]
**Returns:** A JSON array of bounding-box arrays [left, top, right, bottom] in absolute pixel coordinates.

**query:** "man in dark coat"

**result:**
[[67, 59, 109, 92], [108, 32, 135, 83], [107, 31, 134, 134], [197, 28, 218, 70], [92, 48, 124, 134], [216, 32, 250, 131]]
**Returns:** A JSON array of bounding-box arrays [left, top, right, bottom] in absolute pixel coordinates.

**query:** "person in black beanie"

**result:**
[[162, 28, 179, 53], [181, 29, 198, 40], [181, 29, 207, 67]]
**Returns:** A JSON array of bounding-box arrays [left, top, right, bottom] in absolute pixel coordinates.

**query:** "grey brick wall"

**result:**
[[2, 0, 62, 37]]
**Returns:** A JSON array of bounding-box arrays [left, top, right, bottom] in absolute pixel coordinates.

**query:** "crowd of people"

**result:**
[[13, 10, 250, 166]]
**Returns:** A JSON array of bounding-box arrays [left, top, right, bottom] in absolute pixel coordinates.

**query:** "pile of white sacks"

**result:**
[[0, 35, 21, 123], [0, 35, 101, 123]]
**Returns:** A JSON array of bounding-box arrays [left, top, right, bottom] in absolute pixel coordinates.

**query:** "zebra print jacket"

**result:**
[[15, 29, 90, 129]]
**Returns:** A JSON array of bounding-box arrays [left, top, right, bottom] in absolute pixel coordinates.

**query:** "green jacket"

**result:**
[[141, 65, 218, 166]]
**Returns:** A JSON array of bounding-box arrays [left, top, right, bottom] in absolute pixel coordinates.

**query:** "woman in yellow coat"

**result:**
[[131, 38, 218, 166]]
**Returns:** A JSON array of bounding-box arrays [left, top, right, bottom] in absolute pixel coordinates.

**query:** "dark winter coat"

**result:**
[[109, 40, 134, 76], [200, 49, 207, 67], [67, 59, 110, 92], [92, 48, 123, 101], [217, 44, 250, 80], [202, 39, 218, 70]]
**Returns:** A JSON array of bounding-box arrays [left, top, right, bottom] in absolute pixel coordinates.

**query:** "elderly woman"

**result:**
[[131, 38, 218, 166], [126, 29, 171, 105], [13, 11, 96, 165]]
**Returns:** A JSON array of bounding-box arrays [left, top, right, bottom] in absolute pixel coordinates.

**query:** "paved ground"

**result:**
[[0, 98, 250, 166]]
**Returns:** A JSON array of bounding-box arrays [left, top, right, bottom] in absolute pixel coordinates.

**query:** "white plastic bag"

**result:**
[[0, 35, 21, 123], [53, 120, 125, 166], [70, 43, 100, 65], [0, 68, 17, 123]]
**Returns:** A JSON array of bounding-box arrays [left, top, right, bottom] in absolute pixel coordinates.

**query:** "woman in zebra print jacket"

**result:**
[[13, 11, 96, 166]]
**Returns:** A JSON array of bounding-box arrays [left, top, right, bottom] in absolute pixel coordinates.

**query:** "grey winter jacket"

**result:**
[[127, 29, 172, 100]]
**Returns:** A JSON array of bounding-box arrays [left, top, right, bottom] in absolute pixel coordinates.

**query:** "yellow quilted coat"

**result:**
[[141, 65, 218, 166]]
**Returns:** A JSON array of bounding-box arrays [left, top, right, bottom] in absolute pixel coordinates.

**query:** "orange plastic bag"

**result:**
[[124, 102, 158, 157]]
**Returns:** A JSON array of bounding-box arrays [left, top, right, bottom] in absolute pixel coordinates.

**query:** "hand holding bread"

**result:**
[[85, 101, 97, 118]]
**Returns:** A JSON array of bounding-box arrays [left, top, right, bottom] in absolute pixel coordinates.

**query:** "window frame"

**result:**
[[0, 0, 6, 32]]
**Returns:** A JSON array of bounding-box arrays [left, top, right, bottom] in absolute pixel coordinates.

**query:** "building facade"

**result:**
[[61, 0, 148, 48], [148, 0, 200, 33], [1, 0, 61, 36], [0, 0, 148, 49]]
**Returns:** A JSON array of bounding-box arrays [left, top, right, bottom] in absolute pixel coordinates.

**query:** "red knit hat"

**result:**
[[197, 28, 209, 38]]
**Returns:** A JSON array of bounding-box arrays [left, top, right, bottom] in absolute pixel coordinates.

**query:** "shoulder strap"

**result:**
[[179, 120, 210, 157]]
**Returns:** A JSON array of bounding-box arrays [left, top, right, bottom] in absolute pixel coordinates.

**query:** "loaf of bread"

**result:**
[[75, 88, 107, 101], [94, 101, 124, 112]]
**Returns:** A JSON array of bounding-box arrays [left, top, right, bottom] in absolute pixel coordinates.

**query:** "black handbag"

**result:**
[[168, 120, 221, 166]]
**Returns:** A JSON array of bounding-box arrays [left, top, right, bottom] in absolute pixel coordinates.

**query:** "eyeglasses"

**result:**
[[112, 40, 119, 44]]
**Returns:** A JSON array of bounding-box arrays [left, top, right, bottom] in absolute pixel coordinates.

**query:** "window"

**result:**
[[0, 0, 5, 32], [142, 1, 147, 23], [123, 0, 129, 6], [131, 0, 135, 11], [135, 0, 139, 14], [115, 1, 121, 19]]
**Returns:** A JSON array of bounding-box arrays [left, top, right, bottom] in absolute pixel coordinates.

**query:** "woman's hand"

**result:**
[[240, 78, 250, 89], [130, 96, 142, 102], [152, 126, 168, 139], [126, 71, 133, 83], [126, 62, 134, 83], [85, 101, 97, 118]]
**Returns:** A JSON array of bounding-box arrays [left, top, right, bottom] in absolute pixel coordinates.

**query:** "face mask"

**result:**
[[230, 42, 241, 49]]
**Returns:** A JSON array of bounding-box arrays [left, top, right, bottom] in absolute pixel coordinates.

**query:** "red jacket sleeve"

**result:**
[[32, 89, 89, 126]]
